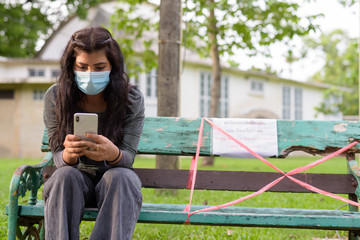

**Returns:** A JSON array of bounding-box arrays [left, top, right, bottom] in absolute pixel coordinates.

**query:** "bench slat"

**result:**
[[9, 203, 360, 230], [43, 167, 357, 194], [140, 203, 360, 230], [277, 120, 360, 156], [42, 118, 360, 156], [138, 117, 212, 156], [135, 168, 356, 194]]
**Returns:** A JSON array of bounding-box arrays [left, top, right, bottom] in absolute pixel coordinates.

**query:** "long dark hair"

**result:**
[[50, 26, 130, 151]]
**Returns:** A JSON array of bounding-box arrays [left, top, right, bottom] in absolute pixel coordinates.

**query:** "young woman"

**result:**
[[43, 26, 144, 240]]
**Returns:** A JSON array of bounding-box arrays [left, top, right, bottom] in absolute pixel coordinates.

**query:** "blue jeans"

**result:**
[[43, 166, 142, 240]]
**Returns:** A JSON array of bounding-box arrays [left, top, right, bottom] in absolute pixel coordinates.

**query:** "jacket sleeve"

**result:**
[[43, 84, 77, 168], [111, 87, 145, 168]]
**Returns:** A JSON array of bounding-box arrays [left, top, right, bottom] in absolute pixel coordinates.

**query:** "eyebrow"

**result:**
[[76, 61, 108, 66]]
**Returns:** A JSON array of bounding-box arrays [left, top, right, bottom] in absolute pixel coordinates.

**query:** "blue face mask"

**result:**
[[74, 71, 111, 95]]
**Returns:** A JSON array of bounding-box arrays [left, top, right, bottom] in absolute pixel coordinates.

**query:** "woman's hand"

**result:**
[[81, 133, 120, 163], [62, 134, 86, 165]]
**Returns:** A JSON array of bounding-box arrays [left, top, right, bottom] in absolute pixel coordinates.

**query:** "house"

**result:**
[[0, 2, 346, 158]]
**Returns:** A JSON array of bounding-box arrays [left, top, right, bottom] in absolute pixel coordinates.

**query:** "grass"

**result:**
[[0, 155, 354, 239]]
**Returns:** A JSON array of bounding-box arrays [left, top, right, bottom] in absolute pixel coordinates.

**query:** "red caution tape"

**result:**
[[184, 117, 359, 223]]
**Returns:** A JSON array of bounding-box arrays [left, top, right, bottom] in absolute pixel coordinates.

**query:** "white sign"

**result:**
[[212, 118, 278, 158]]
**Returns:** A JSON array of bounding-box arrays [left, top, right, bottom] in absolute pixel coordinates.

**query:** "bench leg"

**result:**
[[40, 220, 45, 240], [7, 202, 18, 240], [349, 231, 360, 240], [348, 194, 359, 239], [7, 217, 17, 240], [348, 154, 360, 240]]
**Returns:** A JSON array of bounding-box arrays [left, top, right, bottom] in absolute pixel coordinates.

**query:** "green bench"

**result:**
[[6, 117, 360, 239]]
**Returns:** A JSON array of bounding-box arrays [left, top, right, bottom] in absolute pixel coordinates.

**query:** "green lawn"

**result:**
[[0, 156, 354, 239]]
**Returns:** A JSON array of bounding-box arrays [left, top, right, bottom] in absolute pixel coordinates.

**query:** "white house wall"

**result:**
[[180, 66, 200, 117]]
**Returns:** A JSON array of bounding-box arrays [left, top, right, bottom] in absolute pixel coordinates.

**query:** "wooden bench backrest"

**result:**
[[42, 117, 360, 156], [41, 117, 360, 194]]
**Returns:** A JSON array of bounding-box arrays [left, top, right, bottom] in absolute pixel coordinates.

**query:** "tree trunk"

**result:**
[[202, 0, 221, 167], [156, 0, 181, 171]]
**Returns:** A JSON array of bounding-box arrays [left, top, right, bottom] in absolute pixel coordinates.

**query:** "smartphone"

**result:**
[[73, 113, 98, 143]]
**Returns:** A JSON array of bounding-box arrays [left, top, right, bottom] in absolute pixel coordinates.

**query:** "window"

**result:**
[[282, 86, 291, 119], [324, 95, 341, 118], [250, 79, 264, 94], [282, 86, 303, 120], [219, 76, 229, 117], [146, 69, 157, 98], [51, 69, 59, 78], [29, 69, 45, 77], [200, 72, 211, 117], [0, 90, 14, 99], [33, 90, 46, 101], [294, 88, 302, 120], [200, 72, 229, 117]]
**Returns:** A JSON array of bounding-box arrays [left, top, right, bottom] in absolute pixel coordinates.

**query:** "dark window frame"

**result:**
[[0, 89, 15, 99]]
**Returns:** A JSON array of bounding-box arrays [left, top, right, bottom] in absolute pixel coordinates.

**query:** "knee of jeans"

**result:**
[[43, 166, 81, 199], [47, 166, 83, 185], [103, 168, 141, 188]]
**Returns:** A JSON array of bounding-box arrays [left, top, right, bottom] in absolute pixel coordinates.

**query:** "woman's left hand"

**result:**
[[81, 133, 120, 162]]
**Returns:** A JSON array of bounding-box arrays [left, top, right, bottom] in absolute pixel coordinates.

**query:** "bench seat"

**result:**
[[7, 202, 360, 230]]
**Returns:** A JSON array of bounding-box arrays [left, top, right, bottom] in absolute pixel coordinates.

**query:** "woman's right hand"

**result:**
[[62, 134, 86, 165]]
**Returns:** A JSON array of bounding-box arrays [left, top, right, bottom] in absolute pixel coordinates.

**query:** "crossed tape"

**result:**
[[184, 118, 359, 223]]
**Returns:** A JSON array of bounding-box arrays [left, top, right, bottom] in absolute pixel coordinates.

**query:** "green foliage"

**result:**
[[110, 1, 159, 77], [111, 0, 320, 75], [305, 30, 359, 116], [0, 0, 103, 58], [338, 0, 358, 7], [0, 2, 51, 57], [183, 0, 320, 61]]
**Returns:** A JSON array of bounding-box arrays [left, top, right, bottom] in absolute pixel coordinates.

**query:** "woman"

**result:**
[[43, 26, 144, 240]]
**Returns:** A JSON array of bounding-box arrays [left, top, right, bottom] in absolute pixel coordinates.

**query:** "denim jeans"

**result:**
[[43, 166, 142, 240]]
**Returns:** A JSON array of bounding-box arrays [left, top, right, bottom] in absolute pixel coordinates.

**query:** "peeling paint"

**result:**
[[334, 123, 348, 132], [184, 118, 197, 122], [165, 144, 172, 148], [155, 127, 168, 131], [352, 165, 360, 172]]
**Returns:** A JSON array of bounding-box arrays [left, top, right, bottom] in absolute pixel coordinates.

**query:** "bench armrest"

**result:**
[[9, 152, 53, 206], [7, 152, 52, 240]]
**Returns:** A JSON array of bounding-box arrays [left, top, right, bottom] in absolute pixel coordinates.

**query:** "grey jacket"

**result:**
[[43, 84, 145, 170]]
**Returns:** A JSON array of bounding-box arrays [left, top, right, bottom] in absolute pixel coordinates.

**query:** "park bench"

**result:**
[[6, 117, 360, 239]]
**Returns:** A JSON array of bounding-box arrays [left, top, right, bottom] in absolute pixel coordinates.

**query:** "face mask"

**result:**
[[74, 71, 111, 95]]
